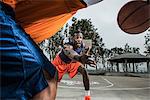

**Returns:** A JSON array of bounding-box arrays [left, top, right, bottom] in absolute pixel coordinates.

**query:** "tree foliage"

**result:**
[[144, 29, 150, 56]]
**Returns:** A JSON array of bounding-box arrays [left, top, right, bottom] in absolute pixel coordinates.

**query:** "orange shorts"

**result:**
[[52, 55, 81, 81]]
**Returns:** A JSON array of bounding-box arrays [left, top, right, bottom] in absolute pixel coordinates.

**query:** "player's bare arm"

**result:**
[[63, 44, 96, 66]]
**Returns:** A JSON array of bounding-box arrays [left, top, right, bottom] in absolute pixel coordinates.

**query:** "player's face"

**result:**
[[73, 33, 83, 47]]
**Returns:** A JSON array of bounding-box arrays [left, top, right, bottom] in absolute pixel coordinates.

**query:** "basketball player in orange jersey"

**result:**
[[52, 32, 96, 100]]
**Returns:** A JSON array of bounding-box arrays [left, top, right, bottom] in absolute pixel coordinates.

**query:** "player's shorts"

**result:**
[[0, 2, 56, 99], [52, 54, 81, 81]]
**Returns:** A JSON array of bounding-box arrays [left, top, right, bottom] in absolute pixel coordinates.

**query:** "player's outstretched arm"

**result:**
[[63, 44, 96, 66]]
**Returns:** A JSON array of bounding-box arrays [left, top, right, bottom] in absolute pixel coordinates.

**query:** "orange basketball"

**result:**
[[117, 0, 150, 34]]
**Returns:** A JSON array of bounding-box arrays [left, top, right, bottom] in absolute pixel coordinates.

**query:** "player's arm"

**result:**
[[63, 44, 95, 66], [62, 44, 80, 60], [82, 46, 91, 55]]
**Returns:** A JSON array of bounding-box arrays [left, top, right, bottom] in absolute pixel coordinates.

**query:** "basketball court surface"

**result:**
[[56, 74, 150, 100]]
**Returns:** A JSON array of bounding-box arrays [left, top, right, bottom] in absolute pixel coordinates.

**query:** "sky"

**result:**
[[70, 0, 149, 54]]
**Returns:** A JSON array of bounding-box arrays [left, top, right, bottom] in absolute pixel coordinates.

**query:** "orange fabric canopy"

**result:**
[[3, 0, 86, 43]]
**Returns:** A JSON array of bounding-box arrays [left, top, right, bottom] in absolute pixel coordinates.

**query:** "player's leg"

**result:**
[[78, 66, 91, 100], [77, 66, 90, 91]]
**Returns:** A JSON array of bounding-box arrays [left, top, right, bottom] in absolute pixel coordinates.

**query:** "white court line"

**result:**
[[97, 87, 150, 90], [58, 85, 150, 91], [58, 76, 114, 90], [58, 77, 150, 90], [100, 76, 114, 88]]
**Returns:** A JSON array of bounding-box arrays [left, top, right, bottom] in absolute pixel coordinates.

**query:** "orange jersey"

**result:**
[[2, 0, 86, 43]]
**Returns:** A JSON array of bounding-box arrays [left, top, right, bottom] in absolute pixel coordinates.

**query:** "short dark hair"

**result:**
[[73, 32, 83, 37]]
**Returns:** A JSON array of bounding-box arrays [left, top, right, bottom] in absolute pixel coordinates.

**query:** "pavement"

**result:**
[[56, 74, 150, 100]]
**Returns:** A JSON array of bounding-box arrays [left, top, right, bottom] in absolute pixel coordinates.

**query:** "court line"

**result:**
[[58, 85, 150, 91], [97, 87, 150, 90], [58, 77, 150, 90], [100, 76, 114, 88]]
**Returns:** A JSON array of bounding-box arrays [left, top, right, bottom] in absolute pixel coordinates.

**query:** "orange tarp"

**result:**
[[2, 0, 86, 43]]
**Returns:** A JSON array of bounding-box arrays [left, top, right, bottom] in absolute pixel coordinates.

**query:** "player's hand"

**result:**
[[83, 46, 91, 55], [80, 54, 96, 67]]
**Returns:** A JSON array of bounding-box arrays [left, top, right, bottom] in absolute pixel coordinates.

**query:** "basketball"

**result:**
[[117, 0, 150, 34]]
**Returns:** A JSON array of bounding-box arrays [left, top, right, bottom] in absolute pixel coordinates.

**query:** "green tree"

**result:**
[[111, 47, 124, 55], [131, 47, 140, 54], [124, 43, 132, 53], [38, 28, 64, 60], [144, 30, 150, 56], [122, 43, 140, 54]]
